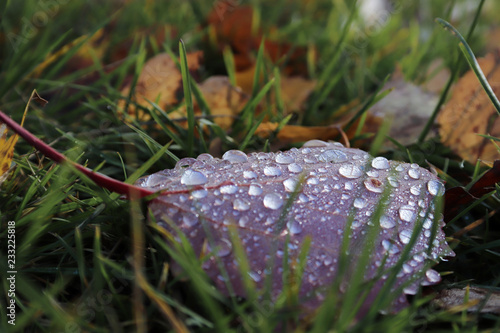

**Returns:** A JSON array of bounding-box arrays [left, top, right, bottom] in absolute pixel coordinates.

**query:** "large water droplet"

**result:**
[[275, 153, 295, 164], [353, 197, 367, 209], [287, 220, 303, 234], [208, 238, 233, 257], [248, 184, 263, 196], [303, 139, 329, 147], [243, 170, 257, 179], [263, 193, 283, 210], [425, 269, 441, 283], [387, 176, 399, 187], [423, 218, 433, 229], [233, 198, 250, 211], [239, 216, 249, 227], [371, 156, 390, 170], [307, 177, 319, 185], [318, 149, 348, 163], [264, 164, 282, 177], [408, 168, 420, 180], [181, 169, 207, 185], [427, 180, 444, 196], [283, 178, 299, 192], [191, 189, 208, 199], [248, 271, 262, 282], [364, 178, 384, 193], [399, 206, 416, 222], [288, 163, 303, 173], [380, 215, 396, 229], [298, 193, 309, 203], [197, 153, 214, 161], [222, 150, 248, 163], [338, 164, 363, 179], [220, 184, 238, 194], [382, 239, 400, 254], [142, 173, 169, 187], [351, 220, 362, 229], [183, 214, 199, 227], [410, 185, 421, 196], [399, 229, 413, 244]]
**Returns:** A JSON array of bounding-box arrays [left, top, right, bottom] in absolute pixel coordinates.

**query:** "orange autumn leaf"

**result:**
[[174, 76, 249, 130], [255, 122, 343, 143], [438, 51, 500, 163], [119, 52, 203, 120], [235, 64, 316, 113], [207, 3, 310, 76]]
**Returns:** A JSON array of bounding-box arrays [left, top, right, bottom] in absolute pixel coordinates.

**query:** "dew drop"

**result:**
[[248, 271, 262, 282], [263, 193, 283, 210], [399, 206, 416, 222], [408, 168, 420, 180], [248, 184, 263, 196], [220, 184, 238, 194], [222, 150, 248, 163], [380, 215, 396, 229], [304, 156, 318, 164], [364, 178, 384, 193], [318, 149, 348, 163], [410, 185, 421, 196], [338, 164, 363, 179], [403, 284, 419, 295], [197, 153, 214, 161], [353, 197, 367, 209], [427, 180, 445, 196], [307, 177, 319, 185], [191, 189, 208, 199], [239, 216, 249, 227], [288, 163, 303, 173], [243, 170, 257, 179], [287, 220, 303, 235], [387, 176, 399, 187], [233, 198, 250, 211], [382, 239, 400, 254], [298, 193, 309, 203], [264, 164, 282, 177], [371, 156, 390, 170], [180, 169, 207, 185], [283, 178, 299, 192], [351, 220, 362, 229], [399, 229, 413, 244], [182, 214, 199, 227], [209, 238, 232, 257], [303, 139, 329, 147], [423, 218, 433, 229], [142, 173, 169, 187], [275, 153, 295, 164], [425, 269, 441, 283]]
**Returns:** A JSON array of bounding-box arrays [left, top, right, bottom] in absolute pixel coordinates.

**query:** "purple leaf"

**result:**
[[136, 140, 455, 315]]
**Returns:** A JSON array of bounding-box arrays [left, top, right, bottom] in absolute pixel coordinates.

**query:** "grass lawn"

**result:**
[[1, 0, 500, 332]]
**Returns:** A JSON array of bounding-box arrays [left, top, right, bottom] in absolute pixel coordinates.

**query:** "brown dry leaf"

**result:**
[[255, 122, 343, 143], [235, 64, 316, 113], [118, 52, 203, 121], [207, 3, 310, 75], [433, 286, 500, 313], [438, 51, 500, 163], [175, 76, 249, 130], [367, 67, 439, 146]]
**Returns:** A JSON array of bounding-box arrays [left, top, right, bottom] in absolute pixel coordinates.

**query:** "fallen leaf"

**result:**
[[433, 286, 500, 313], [438, 51, 500, 163], [207, 3, 310, 75], [255, 122, 343, 143], [136, 140, 454, 317], [175, 76, 249, 130], [118, 51, 203, 120], [368, 67, 439, 145]]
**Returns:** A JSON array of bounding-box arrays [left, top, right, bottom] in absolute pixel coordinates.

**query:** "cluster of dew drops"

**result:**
[[137, 140, 454, 296]]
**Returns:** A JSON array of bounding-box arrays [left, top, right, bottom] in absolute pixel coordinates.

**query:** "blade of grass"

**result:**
[[179, 39, 195, 156]]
